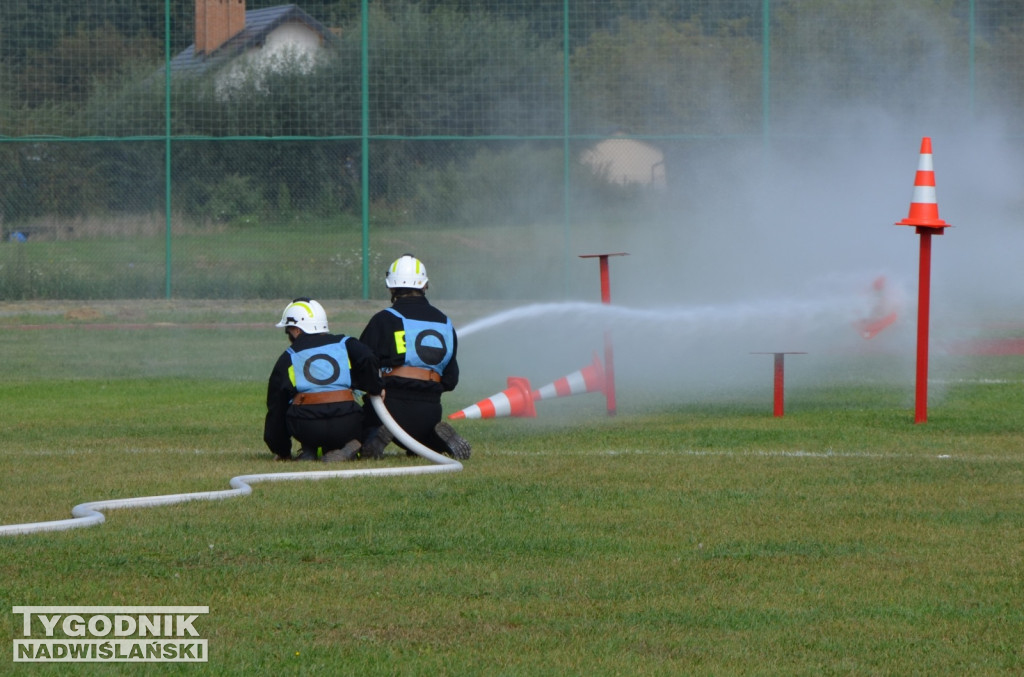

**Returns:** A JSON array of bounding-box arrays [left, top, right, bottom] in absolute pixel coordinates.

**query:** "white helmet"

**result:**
[[386, 254, 428, 289], [275, 298, 329, 334]]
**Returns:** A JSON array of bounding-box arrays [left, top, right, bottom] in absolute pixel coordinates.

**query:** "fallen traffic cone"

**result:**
[[896, 136, 950, 229], [859, 312, 897, 339], [448, 376, 537, 420], [856, 275, 899, 339], [532, 353, 605, 401]]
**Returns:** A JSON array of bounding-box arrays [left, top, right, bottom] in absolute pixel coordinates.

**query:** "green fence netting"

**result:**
[[1, 0, 1022, 300]]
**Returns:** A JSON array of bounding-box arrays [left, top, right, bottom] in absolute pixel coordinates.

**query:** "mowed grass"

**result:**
[[1, 304, 1023, 675]]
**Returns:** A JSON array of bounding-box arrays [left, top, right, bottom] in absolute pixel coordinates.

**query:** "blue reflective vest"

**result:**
[[386, 308, 454, 375], [286, 337, 353, 393]]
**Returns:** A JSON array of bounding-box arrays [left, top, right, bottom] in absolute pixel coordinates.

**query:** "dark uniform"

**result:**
[[359, 294, 459, 453], [264, 332, 383, 459]]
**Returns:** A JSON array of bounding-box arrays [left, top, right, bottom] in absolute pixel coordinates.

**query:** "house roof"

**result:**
[[170, 4, 338, 76]]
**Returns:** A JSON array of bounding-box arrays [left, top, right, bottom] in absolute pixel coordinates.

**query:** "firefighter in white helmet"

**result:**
[[264, 297, 383, 461], [357, 255, 471, 459]]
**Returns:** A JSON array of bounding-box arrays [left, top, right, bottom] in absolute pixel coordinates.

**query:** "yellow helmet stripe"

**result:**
[[290, 301, 314, 318]]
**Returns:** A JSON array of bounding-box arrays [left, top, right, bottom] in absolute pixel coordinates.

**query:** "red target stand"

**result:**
[[579, 253, 628, 416], [895, 137, 950, 424], [750, 352, 806, 417]]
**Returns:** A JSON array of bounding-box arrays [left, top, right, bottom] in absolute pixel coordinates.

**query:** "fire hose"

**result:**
[[0, 396, 461, 537]]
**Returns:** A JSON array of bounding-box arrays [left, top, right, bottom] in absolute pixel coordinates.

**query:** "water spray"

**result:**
[[0, 396, 460, 537]]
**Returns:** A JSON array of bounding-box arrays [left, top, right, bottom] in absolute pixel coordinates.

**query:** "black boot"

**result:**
[[295, 446, 320, 461], [321, 439, 362, 462], [360, 427, 393, 459], [434, 421, 471, 460]]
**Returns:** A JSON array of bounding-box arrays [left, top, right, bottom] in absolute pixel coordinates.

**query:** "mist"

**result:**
[[452, 111, 1023, 410], [443, 2, 1024, 412]]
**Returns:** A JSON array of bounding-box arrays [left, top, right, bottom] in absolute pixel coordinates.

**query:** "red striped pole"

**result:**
[[895, 137, 950, 424]]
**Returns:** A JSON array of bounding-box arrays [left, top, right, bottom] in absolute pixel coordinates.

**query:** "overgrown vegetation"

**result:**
[[2, 1, 1022, 231]]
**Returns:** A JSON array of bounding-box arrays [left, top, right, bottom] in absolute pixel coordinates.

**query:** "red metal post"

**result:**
[[597, 256, 611, 304], [773, 352, 786, 417], [597, 256, 616, 417], [751, 352, 806, 417], [914, 229, 933, 424], [602, 330, 616, 416], [579, 253, 628, 417]]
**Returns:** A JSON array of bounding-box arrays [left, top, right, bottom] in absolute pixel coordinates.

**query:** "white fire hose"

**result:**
[[0, 396, 461, 537]]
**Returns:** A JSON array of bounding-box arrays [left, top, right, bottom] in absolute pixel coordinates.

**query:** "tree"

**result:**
[[17, 25, 161, 110], [571, 17, 762, 135], [771, 0, 972, 131]]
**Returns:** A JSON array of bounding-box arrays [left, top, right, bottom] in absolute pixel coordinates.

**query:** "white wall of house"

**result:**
[[216, 22, 325, 98], [258, 23, 323, 61]]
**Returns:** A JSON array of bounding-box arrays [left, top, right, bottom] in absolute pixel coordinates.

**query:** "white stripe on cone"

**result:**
[[460, 391, 512, 419], [449, 376, 536, 420], [533, 353, 605, 401]]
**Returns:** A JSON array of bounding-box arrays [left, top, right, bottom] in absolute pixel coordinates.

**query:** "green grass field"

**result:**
[[0, 221, 586, 301], [1, 301, 1022, 675]]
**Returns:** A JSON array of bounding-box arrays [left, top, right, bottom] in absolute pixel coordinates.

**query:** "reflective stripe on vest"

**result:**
[[286, 337, 353, 393], [386, 307, 453, 374]]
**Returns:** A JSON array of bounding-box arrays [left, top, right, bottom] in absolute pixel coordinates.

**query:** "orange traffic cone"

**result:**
[[532, 353, 605, 401], [448, 376, 537, 420], [896, 137, 950, 229]]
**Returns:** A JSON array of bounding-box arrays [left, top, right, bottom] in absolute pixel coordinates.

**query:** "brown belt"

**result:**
[[292, 389, 354, 405], [386, 365, 441, 382]]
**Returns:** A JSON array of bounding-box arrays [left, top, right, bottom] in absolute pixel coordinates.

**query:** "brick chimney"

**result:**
[[195, 0, 246, 56]]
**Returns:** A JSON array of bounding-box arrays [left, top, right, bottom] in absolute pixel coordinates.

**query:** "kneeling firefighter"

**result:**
[[264, 298, 383, 461], [358, 255, 471, 459]]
